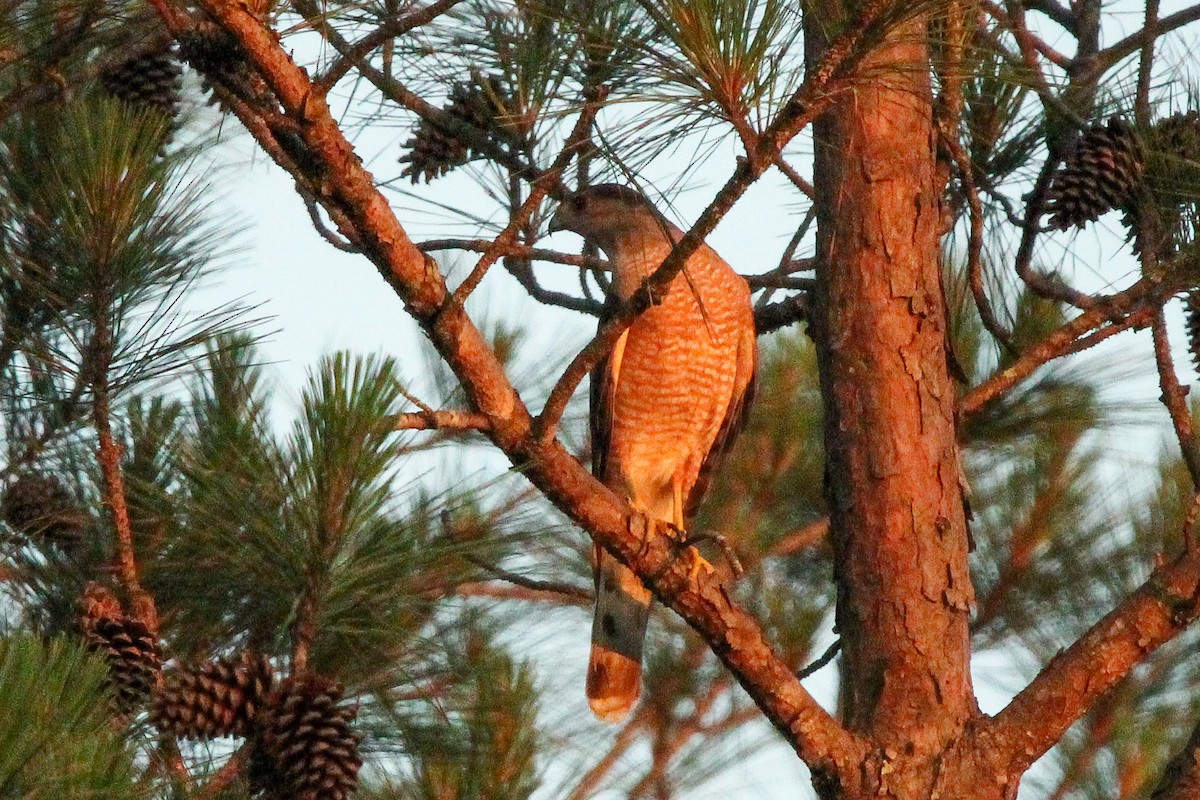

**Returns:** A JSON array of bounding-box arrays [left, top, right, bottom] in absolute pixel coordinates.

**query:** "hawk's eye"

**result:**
[[571, 195, 587, 212]]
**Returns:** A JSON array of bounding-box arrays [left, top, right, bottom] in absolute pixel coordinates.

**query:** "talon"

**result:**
[[688, 549, 715, 582]]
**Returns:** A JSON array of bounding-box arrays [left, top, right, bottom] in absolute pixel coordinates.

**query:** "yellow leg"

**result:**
[[672, 478, 713, 582]]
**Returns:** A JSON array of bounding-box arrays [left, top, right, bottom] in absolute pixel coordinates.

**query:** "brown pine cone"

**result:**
[[252, 673, 362, 800], [152, 652, 275, 739], [1048, 117, 1146, 230]]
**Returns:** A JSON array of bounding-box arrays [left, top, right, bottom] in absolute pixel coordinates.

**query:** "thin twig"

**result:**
[[766, 518, 830, 558], [315, 0, 464, 91], [754, 293, 811, 334], [1096, 3, 1200, 71], [797, 639, 842, 679], [773, 155, 817, 199], [982, 0, 1071, 68], [449, 92, 605, 306], [303, 191, 361, 252], [196, 747, 248, 800], [960, 278, 1173, 417], [1152, 309, 1200, 488], [454, 580, 591, 606], [291, 0, 543, 185], [391, 409, 491, 431], [565, 705, 652, 800], [942, 123, 1013, 349], [464, 554, 593, 602], [420, 239, 607, 271]]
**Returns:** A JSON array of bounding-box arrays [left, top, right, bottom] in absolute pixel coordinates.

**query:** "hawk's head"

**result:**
[[548, 184, 666, 246]]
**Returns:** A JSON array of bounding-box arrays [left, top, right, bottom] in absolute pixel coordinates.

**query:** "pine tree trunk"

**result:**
[[807, 9, 985, 797]]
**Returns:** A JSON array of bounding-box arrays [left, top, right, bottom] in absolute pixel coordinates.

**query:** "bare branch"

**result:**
[[959, 277, 1175, 417], [391, 410, 491, 431], [420, 240, 606, 314], [454, 580, 591, 606], [941, 127, 1013, 349], [1023, 0, 1075, 31], [766, 518, 830, 559], [566, 705, 653, 800], [1098, 4, 1200, 71], [798, 639, 842, 679], [464, 556, 593, 603], [754, 293, 810, 334], [985, 546, 1200, 773], [315, 0, 465, 91], [419, 239, 607, 271], [302, 190, 361, 252], [449, 92, 604, 305], [773, 155, 817, 199]]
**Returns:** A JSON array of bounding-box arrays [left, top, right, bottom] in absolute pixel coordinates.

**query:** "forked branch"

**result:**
[[959, 275, 1179, 417]]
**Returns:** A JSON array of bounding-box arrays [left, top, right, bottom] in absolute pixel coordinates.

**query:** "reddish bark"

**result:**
[[809, 14, 976, 748]]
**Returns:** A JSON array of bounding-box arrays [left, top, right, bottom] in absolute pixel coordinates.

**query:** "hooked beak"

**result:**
[[547, 209, 567, 234]]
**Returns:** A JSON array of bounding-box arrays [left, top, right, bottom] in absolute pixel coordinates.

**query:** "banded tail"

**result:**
[[587, 547, 652, 722]]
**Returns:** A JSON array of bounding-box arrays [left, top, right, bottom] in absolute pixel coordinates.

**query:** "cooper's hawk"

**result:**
[[548, 184, 757, 722]]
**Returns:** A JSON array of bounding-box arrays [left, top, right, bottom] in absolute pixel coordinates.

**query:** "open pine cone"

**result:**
[[251, 673, 362, 800], [1047, 116, 1146, 230], [152, 652, 275, 739]]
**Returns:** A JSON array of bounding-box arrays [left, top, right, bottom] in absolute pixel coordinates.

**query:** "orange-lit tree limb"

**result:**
[[982, 545, 1200, 775], [959, 275, 1181, 417]]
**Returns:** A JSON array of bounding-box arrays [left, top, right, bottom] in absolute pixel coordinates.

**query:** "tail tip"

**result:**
[[588, 693, 637, 723], [587, 650, 641, 723]]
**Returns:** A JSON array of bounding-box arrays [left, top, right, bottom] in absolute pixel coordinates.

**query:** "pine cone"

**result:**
[[1151, 111, 1200, 163], [1186, 290, 1200, 373], [2, 473, 87, 553], [100, 44, 183, 123], [1048, 117, 1146, 230], [252, 674, 362, 800], [400, 74, 522, 183], [79, 584, 162, 713], [152, 652, 275, 739]]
